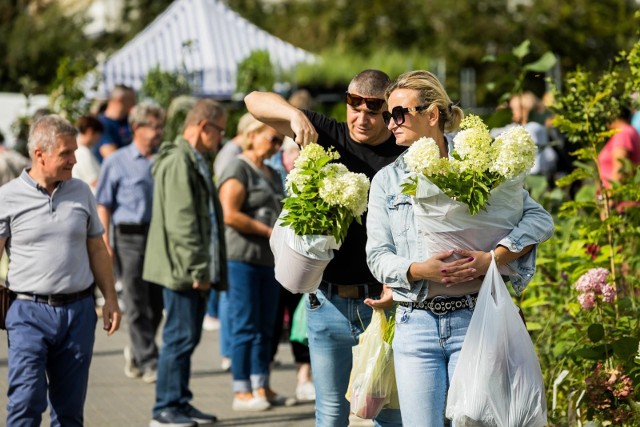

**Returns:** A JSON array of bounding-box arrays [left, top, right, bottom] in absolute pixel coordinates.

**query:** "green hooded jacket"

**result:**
[[142, 136, 228, 292]]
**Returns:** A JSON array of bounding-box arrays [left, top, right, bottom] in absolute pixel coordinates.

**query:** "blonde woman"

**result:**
[[366, 71, 554, 426], [218, 116, 293, 411]]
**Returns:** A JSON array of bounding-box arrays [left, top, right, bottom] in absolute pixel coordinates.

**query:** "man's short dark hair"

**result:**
[[348, 69, 391, 99], [76, 115, 105, 134]]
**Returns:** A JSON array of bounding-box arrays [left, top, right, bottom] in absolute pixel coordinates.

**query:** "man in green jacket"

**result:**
[[144, 99, 228, 427]]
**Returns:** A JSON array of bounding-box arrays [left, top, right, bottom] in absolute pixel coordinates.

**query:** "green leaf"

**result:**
[[612, 336, 640, 361], [523, 52, 557, 72], [526, 322, 542, 331], [587, 323, 604, 343], [512, 40, 531, 59], [573, 344, 609, 360]]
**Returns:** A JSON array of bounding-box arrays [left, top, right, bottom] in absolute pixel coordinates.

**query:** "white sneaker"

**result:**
[[232, 397, 271, 412], [295, 381, 316, 402], [202, 315, 220, 332], [220, 357, 231, 372], [142, 367, 157, 384], [123, 346, 141, 379]]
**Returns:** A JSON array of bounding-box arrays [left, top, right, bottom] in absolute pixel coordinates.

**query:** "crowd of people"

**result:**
[[0, 71, 638, 427]]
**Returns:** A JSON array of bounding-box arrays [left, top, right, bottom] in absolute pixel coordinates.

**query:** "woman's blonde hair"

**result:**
[[385, 70, 464, 133], [240, 114, 268, 151]]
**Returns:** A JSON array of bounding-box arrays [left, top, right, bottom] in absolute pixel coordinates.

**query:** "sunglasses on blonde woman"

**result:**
[[382, 105, 429, 126]]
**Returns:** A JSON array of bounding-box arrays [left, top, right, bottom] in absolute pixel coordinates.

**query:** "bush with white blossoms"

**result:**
[[280, 143, 370, 244], [401, 114, 537, 215]]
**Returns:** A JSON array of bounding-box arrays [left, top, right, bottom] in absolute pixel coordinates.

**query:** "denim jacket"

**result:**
[[365, 153, 554, 301]]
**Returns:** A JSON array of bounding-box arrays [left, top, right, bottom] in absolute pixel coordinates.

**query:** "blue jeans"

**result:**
[[206, 289, 219, 318], [207, 289, 231, 357], [393, 304, 473, 427], [219, 291, 231, 357], [6, 296, 97, 427], [153, 288, 206, 416], [227, 261, 280, 393], [306, 289, 402, 427]]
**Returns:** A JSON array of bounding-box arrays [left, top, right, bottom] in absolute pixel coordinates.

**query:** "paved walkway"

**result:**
[[0, 314, 373, 427]]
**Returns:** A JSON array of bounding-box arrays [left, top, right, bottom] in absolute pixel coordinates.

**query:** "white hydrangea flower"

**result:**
[[321, 163, 349, 177], [319, 167, 370, 217], [293, 142, 339, 170], [405, 137, 447, 175], [452, 115, 492, 173], [285, 168, 311, 196], [490, 125, 537, 178]]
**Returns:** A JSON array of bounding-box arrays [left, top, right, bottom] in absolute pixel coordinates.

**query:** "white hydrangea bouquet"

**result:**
[[270, 143, 370, 293], [282, 143, 370, 243], [401, 114, 537, 270], [401, 114, 536, 215]]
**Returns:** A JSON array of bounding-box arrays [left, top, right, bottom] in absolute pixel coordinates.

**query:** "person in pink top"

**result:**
[[598, 104, 640, 188]]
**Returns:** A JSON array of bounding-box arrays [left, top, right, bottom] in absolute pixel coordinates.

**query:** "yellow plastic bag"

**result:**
[[346, 309, 399, 419]]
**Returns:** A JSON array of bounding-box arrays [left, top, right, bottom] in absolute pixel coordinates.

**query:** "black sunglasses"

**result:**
[[345, 92, 385, 112], [382, 105, 429, 126]]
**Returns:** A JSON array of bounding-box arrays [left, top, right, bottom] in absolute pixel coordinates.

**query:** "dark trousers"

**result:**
[[271, 287, 310, 364], [115, 228, 164, 371], [6, 297, 96, 427], [153, 288, 207, 415]]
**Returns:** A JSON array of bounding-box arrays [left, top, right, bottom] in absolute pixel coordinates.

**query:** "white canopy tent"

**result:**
[[99, 0, 315, 98]]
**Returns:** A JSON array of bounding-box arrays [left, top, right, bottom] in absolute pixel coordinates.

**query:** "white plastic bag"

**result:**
[[446, 252, 547, 427], [412, 176, 524, 275], [270, 211, 341, 294]]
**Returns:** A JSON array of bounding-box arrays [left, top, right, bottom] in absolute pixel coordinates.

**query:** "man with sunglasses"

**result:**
[[245, 69, 404, 427]]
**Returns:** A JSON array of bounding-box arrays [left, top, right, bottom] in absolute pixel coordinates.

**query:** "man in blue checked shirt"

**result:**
[[96, 103, 166, 384]]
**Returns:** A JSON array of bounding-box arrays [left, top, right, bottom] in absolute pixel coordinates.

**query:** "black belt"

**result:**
[[318, 281, 383, 299], [12, 285, 94, 307], [116, 223, 149, 234], [399, 293, 478, 316]]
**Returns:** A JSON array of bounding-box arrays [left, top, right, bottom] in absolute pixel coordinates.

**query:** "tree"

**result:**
[[0, 2, 93, 93], [224, 0, 639, 106]]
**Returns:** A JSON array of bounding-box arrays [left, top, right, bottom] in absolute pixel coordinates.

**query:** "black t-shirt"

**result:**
[[303, 110, 406, 285]]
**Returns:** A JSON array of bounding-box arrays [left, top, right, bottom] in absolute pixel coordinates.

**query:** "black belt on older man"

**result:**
[[318, 280, 383, 299], [398, 293, 478, 316], [11, 285, 95, 307], [116, 223, 149, 235]]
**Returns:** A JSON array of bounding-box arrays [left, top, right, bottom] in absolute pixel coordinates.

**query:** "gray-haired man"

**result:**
[[0, 115, 121, 426], [96, 103, 166, 384]]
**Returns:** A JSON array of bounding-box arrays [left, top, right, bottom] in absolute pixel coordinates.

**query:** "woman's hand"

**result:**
[[408, 250, 477, 284], [451, 249, 493, 279], [364, 284, 395, 309]]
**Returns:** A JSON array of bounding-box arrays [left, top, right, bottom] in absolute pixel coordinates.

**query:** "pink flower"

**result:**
[[574, 268, 610, 293], [578, 292, 597, 310], [612, 374, 633, 398], [602, 284, 616, 303]]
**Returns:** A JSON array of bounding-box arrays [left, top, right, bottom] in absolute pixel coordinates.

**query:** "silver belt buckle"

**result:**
[[428, 296, 449, 315]]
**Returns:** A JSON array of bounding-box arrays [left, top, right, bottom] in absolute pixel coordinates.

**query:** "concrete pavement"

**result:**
[[0, 313, 374, 427]]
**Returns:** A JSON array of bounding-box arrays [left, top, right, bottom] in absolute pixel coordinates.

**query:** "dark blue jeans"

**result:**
[[228, 261, 280, 393], [206, 289, 219, 318], [6, 296, 97, 427], [153, 287, 206, 416], [219, 291, 231, 357]]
